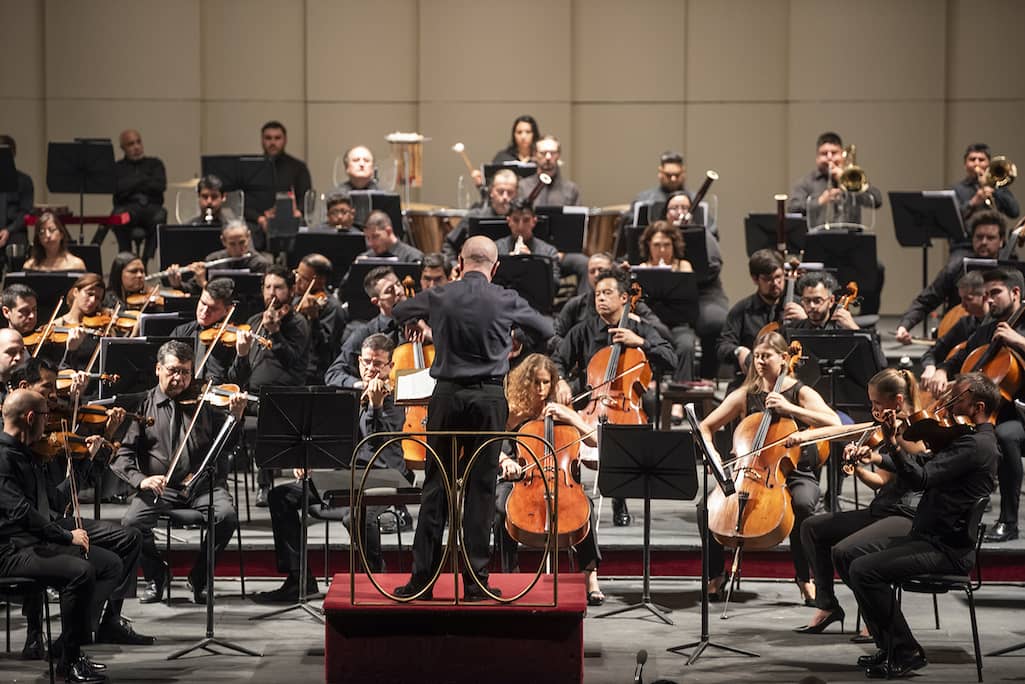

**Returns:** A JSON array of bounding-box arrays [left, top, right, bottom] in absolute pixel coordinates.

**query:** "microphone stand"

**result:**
[[167, 414, 261, 660]]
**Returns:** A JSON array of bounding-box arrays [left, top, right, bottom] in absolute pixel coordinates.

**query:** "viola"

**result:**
[[31, 431, 118, 461], [392, 276, 434, 470], [125, 287, 188, 310], [901, 404, 975, 452], [959, 303, 1025, 402], [55, 370, 120, 394], [505, 413, 591, 548], [24, 324, 105, 347], [707, 341, 804, 551], [198, 323, 272, 350]]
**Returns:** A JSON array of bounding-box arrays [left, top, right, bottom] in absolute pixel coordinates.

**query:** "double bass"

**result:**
[[707, 340, 804, 550], [391, 277, 435, 469]]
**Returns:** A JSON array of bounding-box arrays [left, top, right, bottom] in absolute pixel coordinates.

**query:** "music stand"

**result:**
[[493, 254, 555, 315], [1, 272, 82, 318], [803, 231, 881, 315], [594, 424, 696, 624], [349, 191, 404, 240], [67, 244, 102, 275], [97, 336, 192, 399], [342, 261, 422, 321], [285, 233, 366, 287], [45, 140, 116, 243], [743, 213, 807, 257], [0, 146, 17, 193], [157, 226, 224, 271], [251, 388, 359, 623], [138, 312, 189, 336], [167, 411, 261, 660], [470, 216, 553, 244], [630, 269, 698, 328], [890, 191, 966, 334], [789, 329, 884, 511], [207, 270, 264, 321], [202, 155, 275, 221], [668, 404, 758, 664], [681, 226, 712, 283], [482, 162, 536, 186], [534, 207, 587, 254]]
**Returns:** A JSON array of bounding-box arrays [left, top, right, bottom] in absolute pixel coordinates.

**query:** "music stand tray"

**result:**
[[342, 261, 422, 322], [97, 337, 192, 399], [803, 231, 880, 315], [207, 270, 264, 321], [537, 208, 587, 254], [493, 254, 555, 315], [158, 226, 224, 271], [286, 233, 366, 287], [889, 190, 966, 248], [468, 217, 511, 243], [630, 269, 699, 329], [744, 213, 807, 256], [201, 155, 275, 217], [2, 272, 82, 319], [595, 424, 696, 624], [349, 191, 404, 240]]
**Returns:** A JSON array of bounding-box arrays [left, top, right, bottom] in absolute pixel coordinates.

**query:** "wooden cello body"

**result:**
[[960, 304, 1025, 403], [391, 276, 436, 469]]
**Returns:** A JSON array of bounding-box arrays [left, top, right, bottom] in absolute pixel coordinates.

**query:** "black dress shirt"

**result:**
[[294, 293, 347, 384], [244, 309, 310, 391], [113, 156, 166, 208], [553, 313, 676, 383], [518, 173, 580, 207], [716, 292, 778, 367], [357, 241, 424, 262], [0, 433, 74, 551], [897, 253, 970, 332], [324, 314, 405, 389], [392, 271, 554, 380], [953, 177, 1019, 221], [493, 235, 561, 287], [787, 168, 883, 218], [1, 170, 34, 244], [920, 314, 983, 368]]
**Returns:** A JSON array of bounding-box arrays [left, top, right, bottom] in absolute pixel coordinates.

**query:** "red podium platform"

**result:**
[[323, 573, 586, 683]]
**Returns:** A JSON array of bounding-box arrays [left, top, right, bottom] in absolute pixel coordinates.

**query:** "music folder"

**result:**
[[629, 268, 698, 328], [744, 212, 808, 256], [889, 190, 966, 247], [395, 368, 435, 406]]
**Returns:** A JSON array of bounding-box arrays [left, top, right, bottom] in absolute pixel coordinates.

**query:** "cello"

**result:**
[[391, 277, 435, 469], [960, 300, 1025, 402], [707, 340, 805, 551]]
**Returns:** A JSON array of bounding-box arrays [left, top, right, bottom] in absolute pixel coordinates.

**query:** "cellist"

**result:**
[[552, 268, 675, 527], [698, 331, 839, 604], [928, 267, 1025, 543]]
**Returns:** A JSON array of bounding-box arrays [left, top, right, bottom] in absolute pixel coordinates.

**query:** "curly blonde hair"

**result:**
[[506, 353, 559, 419]]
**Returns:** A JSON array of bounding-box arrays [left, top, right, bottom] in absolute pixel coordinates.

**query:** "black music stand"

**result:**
[[167, 412, 261, 660], [157, 226, 224, 270], [534, 207, 587, 253], [267, 194, 301, 257], [482, 162, 537, 186], [493, 254, 555, 315], [471, 216, 553, 244], [251, 389, 359, 624], [97, 337, 192, 399], [668, 404, 758, 664], [743, 213, 807, 257], [890, 191, 966, 335], [45, 140, 116, 243], [138, 312, 190, 336], [67, 244, 102, 275], [803, 231, 881, 315], [201, 155, 276, 221], [342, 261, 422, 321], [1, 272, 82, 318], [594, 424, 696, 624], [285, 233, 366, 286], [0, 146, 17, 192], [207, 270, 264, 321], [789, 329, 884, 511], [631, 269, 699, 328], [349, 191, 404, 240]]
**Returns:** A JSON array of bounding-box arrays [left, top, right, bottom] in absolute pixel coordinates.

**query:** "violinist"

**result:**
[[495, 353, 606, 605], [698, 331, 839, 604], [842, 373, 999, 678], [931, 267, 1025, 543], [22, 212, 87, 272], [552, 268, 676, 527], [54, 273, 114, 371], [920, 271, 987, 395], [791, 369, 923, 637], [0, 329, 27, 403], [716, 249, 785, 383], [293, 253, 347, 383], [111, 340, 246, 605], [169, 277, 253, 385], [0, 389, 117, 682], [104, 252, 147, 310], [10, 358, 153, 654], [2, 283, 38, 339], [255, 334, 410, 602]]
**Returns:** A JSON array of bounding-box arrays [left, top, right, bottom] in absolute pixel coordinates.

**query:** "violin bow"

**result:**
[[196, 304, 236, 376], [295, 279, 316, 317], [163, 380, 213, 482], [569, 361, 647, 405], [81, 303, 121, 377], [59, 419, 87, 558], [720, 421, 877, 469], [32, 300, 64, 359]]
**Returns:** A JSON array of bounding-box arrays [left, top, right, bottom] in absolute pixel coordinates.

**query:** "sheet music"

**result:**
[[395, 368, 435, 405]]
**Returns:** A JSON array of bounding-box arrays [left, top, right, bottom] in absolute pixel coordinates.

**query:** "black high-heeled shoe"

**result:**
[[793, 607, 845, 634], [706, 574, 725, 602]]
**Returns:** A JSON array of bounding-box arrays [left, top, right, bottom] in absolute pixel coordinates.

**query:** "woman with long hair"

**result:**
[[638, 220, 692, 272], [56, 272, 111, 370], [493, 114, 541, 165], [105, 252, 147, 309], [23, 212, 86, 271]]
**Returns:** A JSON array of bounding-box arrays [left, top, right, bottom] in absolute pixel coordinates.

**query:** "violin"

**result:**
[[55, 370, 120, 394], [901, 401, 976, 452], [707, 340, 805, 551], [24, 324, 105, 347], [80, 312, 113, 329], [125, 287, 188, 310], [31, 431, 118, 461], [392, 276, 434, 470], [504, 412, 591, 548], [50, 403, 153, 429], [198, 323, 273, 350], [579, 281, 652, 429], [178, 382, 259, 407]]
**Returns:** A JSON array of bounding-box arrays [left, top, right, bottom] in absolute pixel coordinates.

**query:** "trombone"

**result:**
[[980, 155, 1018, 207], [838, 144, 868, 193]]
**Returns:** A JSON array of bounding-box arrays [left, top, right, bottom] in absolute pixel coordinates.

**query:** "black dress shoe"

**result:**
[[58, 655, 107, 683], [857, 649, 887, 667], [255, 487, 270, 508], [253, 575, 319, 603], [395, 506, 413, 531], [187, 575, 209, 604], [96, 616, 155, 645], [394, 576, 433, 600], [463, 583, 503, 602], [21, 631, 45, 660], [794, 607, 845, 634], [984, 522, 1019, 543], [612, 499, 632, 527], [865, 651, 928, 678], [139, 561, 169, 604]]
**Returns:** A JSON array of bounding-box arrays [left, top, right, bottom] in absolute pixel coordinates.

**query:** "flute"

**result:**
[[145, 253, 253, 281]]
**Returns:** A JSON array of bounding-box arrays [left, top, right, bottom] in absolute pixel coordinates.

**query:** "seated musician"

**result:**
[[22, 212, 87, 272], [255, 333, 410, 602], [783, 270, 858, 331], [307, 192, 362, 234], [293, 253, 347, 384], [2, 283, 38, 339], [716, 249, 785, 381], [787, 131, 883, 224], [420, 252, 452, 289], [333, 145, 378, 193], [698, 331, 840, 605], [104, 252, 147, 310], [632, 150, 686, 209], [840, 373, 999, 678], [666, 192, 729, 380], [55, 273, 112, 371], [552, 268, 676, 527], [169, 277, 253, 387], [251, 121, 311, 252], [186, 174, 236, 226], [0, 134, 33, 262], [10, 358, 153, 654], [443, 168, 519, 260], [929, 267, 1025, 543], [492, 115, 540, 165], [495, 353, 605, 605], [168, 220, 272, 295], [494, 198, 561, 289], [789, 369, 923, 637], [325, 266, 408, 389], [0, 389, 119, 682], [955, 143, 1019, 226], [96, 129, 167, 264], [518, 135, 580, 207], [111, 340, 246, 604], [894, 211, 1005, 344], [356, 210, 424, 262], [0, 328, 26, 402], [920, 271, 987, 394]]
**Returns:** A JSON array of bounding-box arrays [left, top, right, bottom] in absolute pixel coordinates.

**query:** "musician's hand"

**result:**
[[105, 407, 126, 436], [257, 213, 270, 233], [783, 430, 808, 447], [404, 322, 425, 343], [508, 330, 523, 361], [609, 327, 644, 348], [920, 364, 935, 383], [0, 229, 9, 248], [140, 475, 167, 496], [70, 528, 90, 553], [228, 392, 247, 420], [293, 468, 306, 480], [297, 297, 321, 320], [68, 371, 88, 402], [831, 307, 858, 330], [555, 378, 573, 405], [261, 307, 282, 335], [764, 391, 795, 416], [365, 377, 389, 408], [499, 456, 522, 481], [843, 443, 873, 465], [85, 435, 106, 459], [514, 243, 531, 255], [543, 402, 575, 424], [66, 326, 86, 352], [736, 347, 751, 369], [166, 264, 184, 289], [817, 187, 843, 206], [994, 321, 1025, 351], [235, 329, 254, 356], [471, 169, 483, 187], [894, 326, 913, 345], [191, 262, 208, 289], [924, 368, 948, 396], [783, 301, 806, 322]]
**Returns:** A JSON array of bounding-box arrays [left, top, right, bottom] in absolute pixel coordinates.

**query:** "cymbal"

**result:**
[[170, 177, 200, 188]]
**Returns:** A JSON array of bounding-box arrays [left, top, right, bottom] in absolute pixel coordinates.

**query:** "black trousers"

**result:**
[[842, 534, 972, 657], [411, 380, 507, 584], [104, 203, 166, 262], [801, 509, 912, 611], [0, 542, 121, 663], [669, 324, 697, 382], [121, 484, 237, 587], [994, 419, 1024, 525], [696, 286, 729, 379]]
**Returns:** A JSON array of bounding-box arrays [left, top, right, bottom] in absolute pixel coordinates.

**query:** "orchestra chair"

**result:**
[[1, 576, 56, 684], [657, 378, 718, 430], [314, 486, 422, 584], [884, 496, 988, 682], [159, 506, 247, 602]]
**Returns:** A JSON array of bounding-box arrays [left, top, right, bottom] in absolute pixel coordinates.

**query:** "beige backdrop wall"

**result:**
[[2, 0, 1024, 315]]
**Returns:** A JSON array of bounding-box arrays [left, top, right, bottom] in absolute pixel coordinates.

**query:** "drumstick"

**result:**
[[451, 142, 476, 176]]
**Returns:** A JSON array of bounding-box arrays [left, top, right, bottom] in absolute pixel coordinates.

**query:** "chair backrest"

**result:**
[[968, 495, 989, 589]]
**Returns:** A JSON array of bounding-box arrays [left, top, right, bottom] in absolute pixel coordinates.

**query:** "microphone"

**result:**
[[633, 649, 647, 684]]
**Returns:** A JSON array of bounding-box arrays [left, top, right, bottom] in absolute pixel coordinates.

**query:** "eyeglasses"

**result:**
[[800, 297, 828, 306], [159, 365, 193, 377], [328, 206, 355, 215], [358, 357, 390, 369]]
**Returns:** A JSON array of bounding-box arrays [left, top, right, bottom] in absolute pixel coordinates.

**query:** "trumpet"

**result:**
[[980, 155, 1017, 207], [839, 144, 868, 193]]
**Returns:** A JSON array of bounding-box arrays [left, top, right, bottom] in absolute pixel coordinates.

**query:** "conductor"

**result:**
[[391, 236, 554, 600]]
